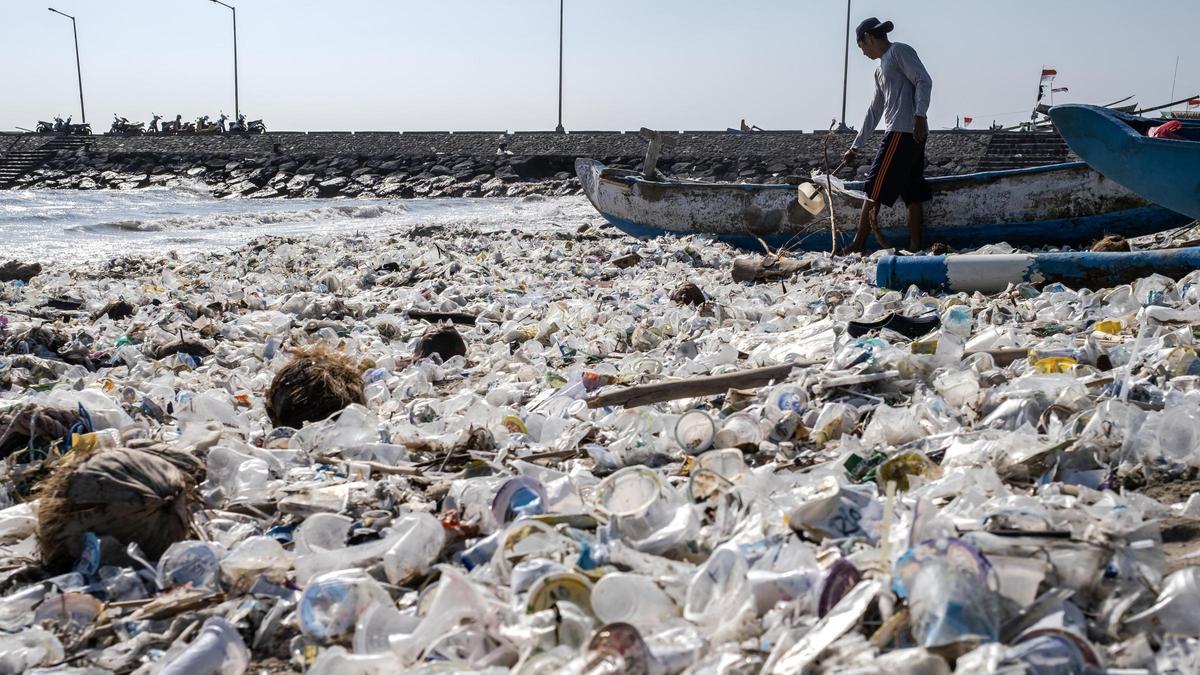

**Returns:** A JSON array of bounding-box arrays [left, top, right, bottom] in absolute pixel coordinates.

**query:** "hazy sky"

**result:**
[[3, 0, 1197, 132]]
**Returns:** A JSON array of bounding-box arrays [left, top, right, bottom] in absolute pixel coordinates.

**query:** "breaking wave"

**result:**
[[73, 203, 409, 233]]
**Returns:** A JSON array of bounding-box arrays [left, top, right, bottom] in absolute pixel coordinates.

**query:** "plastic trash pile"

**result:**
[[1, 224, 1200, 674]]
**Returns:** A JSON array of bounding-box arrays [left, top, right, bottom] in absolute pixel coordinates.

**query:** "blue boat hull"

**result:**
[[1050, 104, 1200, 220], [595, 204, 1188, 254]]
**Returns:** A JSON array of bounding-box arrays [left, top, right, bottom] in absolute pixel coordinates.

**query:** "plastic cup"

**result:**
[[594, 467, 673, 542], [674, 410, 715, 454], [591, 573, 677, 628], [714, 412, 762, 449]]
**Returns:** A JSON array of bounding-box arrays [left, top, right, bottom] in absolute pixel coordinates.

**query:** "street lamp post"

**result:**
[[208, 0, 239, 121], [838, 0, 852, 132], [556, 0, 565, 133], [47, 7, 85, 125]]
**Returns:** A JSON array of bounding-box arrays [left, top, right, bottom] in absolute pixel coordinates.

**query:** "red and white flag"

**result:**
[[963, 117, 973, 126], [1189, 98, 1200, 108], [1040, 68, 1058, 83]]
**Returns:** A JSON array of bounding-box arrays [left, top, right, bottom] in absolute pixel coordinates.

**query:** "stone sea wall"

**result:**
[[6, 130, 996, 199]]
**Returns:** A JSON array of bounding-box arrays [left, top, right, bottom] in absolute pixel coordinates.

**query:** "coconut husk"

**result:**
[[266, 346, 366, 429], [1091, 235, 1131, 253], [0, 405, 78, 459], [415, 323, 467, 362], [36, 446, 195, 571], [670, 282, 706, 306]]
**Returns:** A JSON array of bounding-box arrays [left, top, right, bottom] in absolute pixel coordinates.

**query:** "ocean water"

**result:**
[[0, 186, 595, 264]]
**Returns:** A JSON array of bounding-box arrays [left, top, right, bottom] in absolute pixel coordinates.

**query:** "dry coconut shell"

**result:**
[[415, 323, 467, 362], [670, 282, 706, 306], [1091, 235, 1131, 252], [36, 446, 195, 571], [266, 346, 365, 429]]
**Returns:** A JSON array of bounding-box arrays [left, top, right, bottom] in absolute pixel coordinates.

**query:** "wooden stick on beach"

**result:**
[[586, 361, 814, 409]]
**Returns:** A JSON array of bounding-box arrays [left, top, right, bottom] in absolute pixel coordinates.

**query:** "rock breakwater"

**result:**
[[3, 130, 996, 198]]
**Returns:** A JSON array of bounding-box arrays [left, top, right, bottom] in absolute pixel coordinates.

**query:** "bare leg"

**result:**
[[841, 202, 875, 254], [907, 202, 924, 251]]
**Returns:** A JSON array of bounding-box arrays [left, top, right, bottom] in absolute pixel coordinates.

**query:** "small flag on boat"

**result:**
[[1040, 68, 1058, 83], [1189, 98, 1200, 108], [963, 117, 973, 126]]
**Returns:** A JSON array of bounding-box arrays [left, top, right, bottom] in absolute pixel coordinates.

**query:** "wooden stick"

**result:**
[[823, 123, 840, 255], [406, 309, 477, 326], [586, 361, 811, 409]]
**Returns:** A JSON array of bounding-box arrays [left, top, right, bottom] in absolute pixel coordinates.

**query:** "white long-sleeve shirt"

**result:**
[[852, 42, 933, 151]]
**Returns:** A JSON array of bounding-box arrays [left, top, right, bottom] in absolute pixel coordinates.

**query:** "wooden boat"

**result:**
[[1050, 104, 1200, 220], [576, 158, 1191, 252]]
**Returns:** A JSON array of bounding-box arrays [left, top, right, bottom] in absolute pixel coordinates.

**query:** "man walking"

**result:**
[[841, 17, 933, 253]]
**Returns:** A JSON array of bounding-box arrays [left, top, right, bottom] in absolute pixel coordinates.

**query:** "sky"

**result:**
[[2, 0, 1197, 133]]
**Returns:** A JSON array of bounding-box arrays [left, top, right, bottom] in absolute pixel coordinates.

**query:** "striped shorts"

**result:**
[[864, 131, 932, 207]]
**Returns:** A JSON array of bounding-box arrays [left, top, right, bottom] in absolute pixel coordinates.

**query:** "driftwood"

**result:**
[[406, 309, 477, 326], [587, 361, 809, 409], [732, 256, 811, 284]]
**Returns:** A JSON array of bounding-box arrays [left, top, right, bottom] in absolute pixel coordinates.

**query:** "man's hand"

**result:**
[[842, 148, 858, 164], [914, 116, 929, 144]]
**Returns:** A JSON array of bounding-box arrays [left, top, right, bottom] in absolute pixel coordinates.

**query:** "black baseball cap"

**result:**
[[855, 17, 894, 43]]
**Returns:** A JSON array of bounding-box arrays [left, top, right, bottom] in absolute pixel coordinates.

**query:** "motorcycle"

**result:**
[[109, 115, 145, 136], [195, 115, 224, 134], [57, 116, 90, 136], [148, 114, 162, 134], [36, 120, 56, 134], [231, 114, 267, 134]]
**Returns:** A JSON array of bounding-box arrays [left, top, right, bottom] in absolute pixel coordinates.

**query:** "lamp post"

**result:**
[[838, 0, 852, 132], [47, 7, 85, 125], [555, 0, 565, 133], [208, 0, 239, 121]]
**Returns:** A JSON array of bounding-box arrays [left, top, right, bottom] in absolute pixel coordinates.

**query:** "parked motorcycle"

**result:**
[[56, 116, 90, 136], [231, 114, 267, 134], [109, 115, 145, 136], [148, 114, 162, 134], [195, 115, 224, 134], [35, 120, 56, 134]]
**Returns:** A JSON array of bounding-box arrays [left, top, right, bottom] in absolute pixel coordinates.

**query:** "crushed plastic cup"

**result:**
[[157, 541, 224, 592], [298, 568, 392, 642], [683, 547, 752, 632], [765, 383, 809, 420], [490, 476, 549, 527], [893, 538, 1001, 648], [157, 617, 250, 675], [1127, 567, 1200, 636], [594, 467, 675, 543], [381, 512, 445, 584], [582, 622, 658, 675]]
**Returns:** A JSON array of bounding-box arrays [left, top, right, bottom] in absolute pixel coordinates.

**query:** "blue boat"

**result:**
[[576, 157, 1190, 252], [1049, 104, 1200, 220]]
